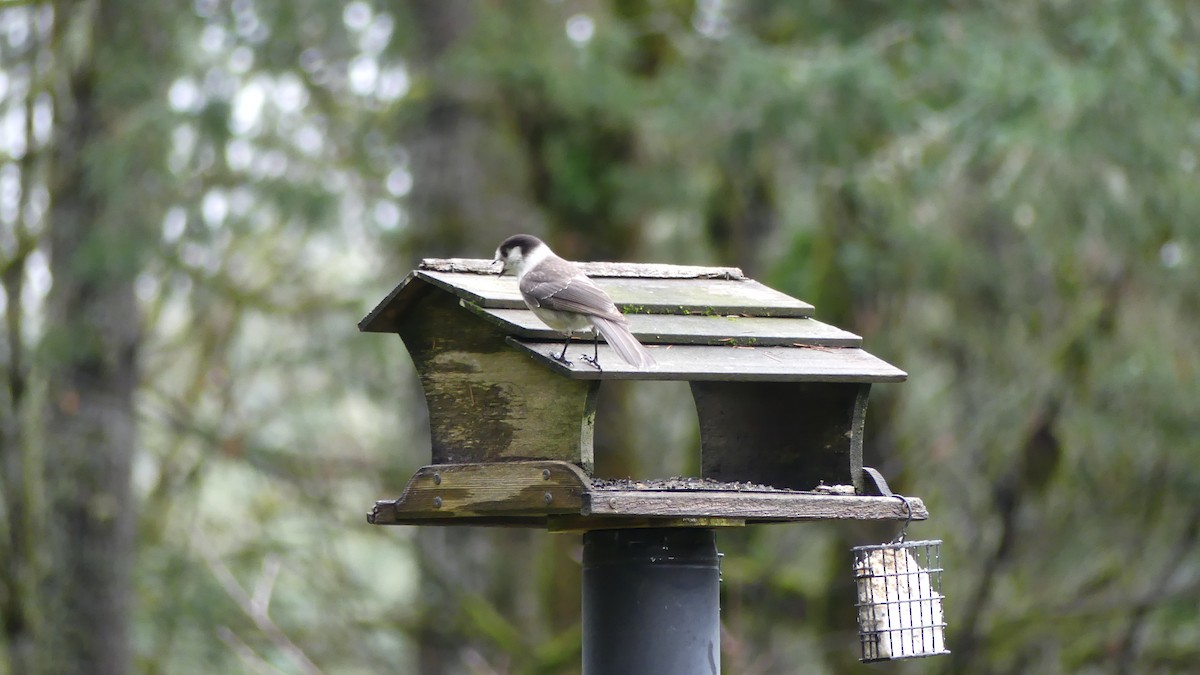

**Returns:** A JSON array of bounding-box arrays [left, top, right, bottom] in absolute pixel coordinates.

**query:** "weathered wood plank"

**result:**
[[370, 509, 551, 527], [368, 461, 590, 524], [418, 270, 814, 317], [420, 257, 746, 280], [546, 516, 747, 532], [583, 491, 928, 521], [398, 291, 599, 467], [465, 304, 862, 346], [508, 340, 908, 382], [361, 261, 815, 334]]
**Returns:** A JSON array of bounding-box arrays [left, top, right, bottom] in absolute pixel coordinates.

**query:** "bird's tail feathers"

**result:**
[[591, 316, 656, 368]]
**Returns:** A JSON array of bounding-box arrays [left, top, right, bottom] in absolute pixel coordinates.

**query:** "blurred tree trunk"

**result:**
[[40, 206, 138, 675], [406, 0, 544, 256], [405, 3, 546, 672], [404, 3, 483, 670], [402, 3, 587, 671], [1, 58, 42, 675], [36, 0, 158, 671]]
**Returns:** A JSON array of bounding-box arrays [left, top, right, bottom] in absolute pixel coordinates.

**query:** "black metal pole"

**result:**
[[582, 528, 721, 675]]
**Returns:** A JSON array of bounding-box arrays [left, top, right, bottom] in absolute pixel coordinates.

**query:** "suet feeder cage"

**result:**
[[853, 538, 948, 661]]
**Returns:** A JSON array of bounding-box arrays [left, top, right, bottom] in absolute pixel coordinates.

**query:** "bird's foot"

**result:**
[[580, 354, 602, 371], [551, 353, 573, 367]]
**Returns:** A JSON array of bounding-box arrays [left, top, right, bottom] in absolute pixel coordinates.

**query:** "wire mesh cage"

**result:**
[[853, 539, 949, 662]]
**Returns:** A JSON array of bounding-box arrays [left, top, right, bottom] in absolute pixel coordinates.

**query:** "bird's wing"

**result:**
[[520, 262, 625, 322]]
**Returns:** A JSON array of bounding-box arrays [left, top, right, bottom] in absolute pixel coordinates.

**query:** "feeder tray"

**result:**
[[367, 461, 928, 530]]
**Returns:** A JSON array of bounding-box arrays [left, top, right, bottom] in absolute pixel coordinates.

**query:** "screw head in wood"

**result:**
[[433, 473, 441, 485], [543, 492, 553, 504], [542, 469, 551, 480], [433, 496, 442, 508]]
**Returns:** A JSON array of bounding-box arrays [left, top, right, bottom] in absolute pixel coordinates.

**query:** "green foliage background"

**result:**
[[1, 0, 1198, 673]]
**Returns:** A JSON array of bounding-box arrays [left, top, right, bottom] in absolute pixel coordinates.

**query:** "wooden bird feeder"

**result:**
[[360, 257, 927, 529]]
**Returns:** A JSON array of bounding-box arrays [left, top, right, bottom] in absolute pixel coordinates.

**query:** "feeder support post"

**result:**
[[582, 528, 721, 675]]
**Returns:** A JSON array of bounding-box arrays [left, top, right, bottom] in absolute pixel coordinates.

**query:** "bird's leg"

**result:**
[[581, 331, 602, 370], [552, 334, 573, 366]]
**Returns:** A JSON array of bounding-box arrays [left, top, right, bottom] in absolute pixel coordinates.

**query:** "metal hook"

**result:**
[[864, 467, 914, 543], [893, 494, 914, 544]]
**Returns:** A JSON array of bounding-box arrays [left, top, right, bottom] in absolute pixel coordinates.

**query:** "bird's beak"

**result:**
[[491, 258, 505, 275]]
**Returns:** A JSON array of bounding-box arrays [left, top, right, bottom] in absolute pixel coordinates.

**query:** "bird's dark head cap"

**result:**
[[496, 234, 545, 260]]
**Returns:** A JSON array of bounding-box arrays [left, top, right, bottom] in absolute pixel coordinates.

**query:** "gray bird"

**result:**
[[493, 234, 655, 370]]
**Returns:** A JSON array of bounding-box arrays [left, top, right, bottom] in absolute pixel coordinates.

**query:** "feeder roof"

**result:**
[[360, 258, 906, 383]]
